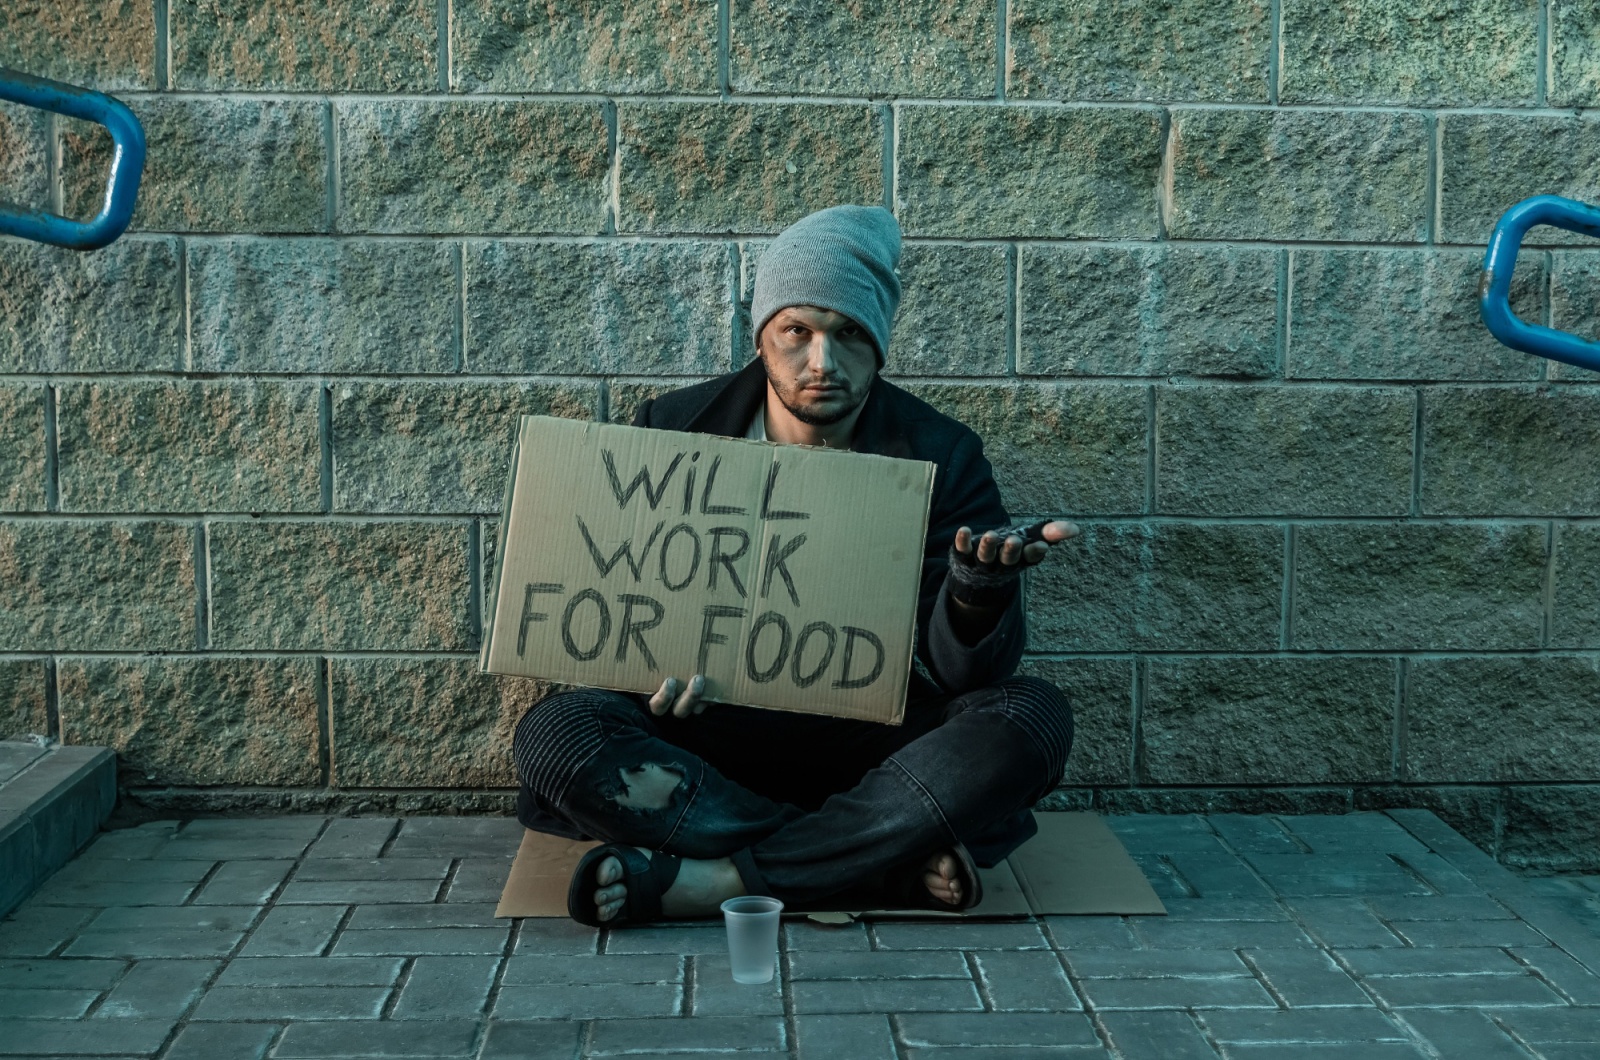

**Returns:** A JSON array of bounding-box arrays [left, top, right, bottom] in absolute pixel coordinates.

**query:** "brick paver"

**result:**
[[0, 811, 1595, 1058]]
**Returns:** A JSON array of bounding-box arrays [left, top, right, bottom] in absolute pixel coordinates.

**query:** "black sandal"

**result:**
[[880, 841, 984, 912], [567, 843, 683, 927]]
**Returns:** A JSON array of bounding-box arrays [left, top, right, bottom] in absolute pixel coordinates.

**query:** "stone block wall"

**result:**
[[1, 1, 1597, 870]]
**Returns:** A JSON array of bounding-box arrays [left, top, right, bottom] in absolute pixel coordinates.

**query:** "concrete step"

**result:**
[[0, 740, 116, 917]]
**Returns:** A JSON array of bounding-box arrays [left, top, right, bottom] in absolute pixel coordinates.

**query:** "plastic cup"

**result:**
[[720, 895, 784, 984]]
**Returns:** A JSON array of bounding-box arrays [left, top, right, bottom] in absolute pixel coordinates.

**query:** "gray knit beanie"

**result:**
[[751, 204, 902, 367]]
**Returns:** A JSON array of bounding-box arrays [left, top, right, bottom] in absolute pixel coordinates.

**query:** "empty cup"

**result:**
[[720, 895, 784, 984]]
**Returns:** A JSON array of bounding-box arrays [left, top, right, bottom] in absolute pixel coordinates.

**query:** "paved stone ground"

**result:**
[[0, 811, 1596, 1059]]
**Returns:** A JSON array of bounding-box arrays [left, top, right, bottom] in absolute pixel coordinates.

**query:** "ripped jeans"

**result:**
[[510, 675, 1072, 907]]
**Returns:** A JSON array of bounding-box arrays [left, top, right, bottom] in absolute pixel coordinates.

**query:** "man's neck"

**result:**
[[763, 383, 864, 449]]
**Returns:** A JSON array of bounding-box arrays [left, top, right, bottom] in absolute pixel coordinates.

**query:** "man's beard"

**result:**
[[758, 350, 866, 426]]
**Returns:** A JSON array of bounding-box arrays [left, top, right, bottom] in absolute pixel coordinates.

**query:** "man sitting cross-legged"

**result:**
[[510, 204, 1077, 925]]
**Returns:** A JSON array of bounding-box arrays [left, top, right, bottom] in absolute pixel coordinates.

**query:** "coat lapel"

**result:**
[[682, 356, 767, 437]]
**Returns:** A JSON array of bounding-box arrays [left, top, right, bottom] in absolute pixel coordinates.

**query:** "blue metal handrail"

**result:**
[[0, 67, 145, 250], [1479, 194, 1600, 373]]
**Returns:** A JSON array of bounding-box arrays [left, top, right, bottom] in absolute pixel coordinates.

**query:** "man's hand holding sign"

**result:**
[[500, 203, 1079, 928], [649, 518, 1081, 717]]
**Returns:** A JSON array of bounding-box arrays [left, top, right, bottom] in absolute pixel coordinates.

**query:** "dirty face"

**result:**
[[757, 305, 879, 427]]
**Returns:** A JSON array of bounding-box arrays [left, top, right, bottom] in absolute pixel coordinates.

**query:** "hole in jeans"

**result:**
[[608, 762, 685, 811]]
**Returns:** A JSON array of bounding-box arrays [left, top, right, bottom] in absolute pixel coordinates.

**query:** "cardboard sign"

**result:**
[[480, 415, 936, 724]]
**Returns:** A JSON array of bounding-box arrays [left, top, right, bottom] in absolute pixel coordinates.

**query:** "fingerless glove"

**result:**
[[945, 519, 1051, 609], [945, 541, 1021, 609]]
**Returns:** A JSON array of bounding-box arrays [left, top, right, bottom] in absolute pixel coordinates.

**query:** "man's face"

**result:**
[[757, 305, 879, 426]]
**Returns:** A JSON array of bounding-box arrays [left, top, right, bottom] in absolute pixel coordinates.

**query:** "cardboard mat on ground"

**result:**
[[481, 415, 936, 725], [496, 813, 1167, 919]]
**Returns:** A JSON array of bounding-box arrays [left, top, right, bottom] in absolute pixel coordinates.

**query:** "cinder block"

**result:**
[[1167, 108, 1429, 241], [454, 0, 716, 92], [329, 658, 552, 787], [1407, 656, 1600, 783], [731, 0, 993, 97], [1157, 385, 1414, 515], [1503, 787, 1600, 873], [0, 520, 195, 651], [1439, 113, 1600, 245], [0, 383, 46, 512], [190, 238, 459, 373], [1420, 387, 1600, 515], [208, 520, 472, 651], [1552, 0, 1600, 107], [0, 103, 48, 209], [617, 102, 884, 234], [57, 380, 321, 513], [62, 98, 329, 234], [0, 0, 155, 89], [897, 104, 1162, 238], [1288, 248, 1543, 381], [338, 100, 609, 234], [1020, 244, 1277, 378], [884, 243, 1011, 376], [0, 238, 182, 373], [902, 382, 1148, 515], [465, 241, 733, 375], [1554, 524, 1600, 647], [173, 0, 437, 90], [1280, 0, 1539, 105], [1143, 656, 1395, 784], [608, 379, 719, 426], [331, 380, 596, 513], [1025, 522, 1283, 651], [1016, 658, 1134, 785], [1293, 522, 1546, 650], [57, 657, 321, 786], [0, 660, 47, 738], [1549, 252, 1600, 381], [1007, 0, 1270, 102]]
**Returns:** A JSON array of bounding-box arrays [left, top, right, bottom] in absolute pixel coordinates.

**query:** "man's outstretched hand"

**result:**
[[946, 520, 1080, 646], [953, 519, 1080, 568], [649, 522, 1080, 716], [648, 673, 708, 718]]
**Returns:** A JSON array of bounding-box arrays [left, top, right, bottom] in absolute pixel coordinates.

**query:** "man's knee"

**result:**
[[993, 675, 1074, 790], [512, 688, 642, 798]]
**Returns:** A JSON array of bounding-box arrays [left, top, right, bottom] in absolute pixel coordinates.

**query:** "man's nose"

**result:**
[[808, 333, 842, 377]]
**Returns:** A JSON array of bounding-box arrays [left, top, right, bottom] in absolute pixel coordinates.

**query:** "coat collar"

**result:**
[[681, 356, 904, 458]]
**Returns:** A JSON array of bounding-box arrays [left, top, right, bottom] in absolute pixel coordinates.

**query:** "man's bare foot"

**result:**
[[922, 850, 965, 907], [591, 848, 745, 922]]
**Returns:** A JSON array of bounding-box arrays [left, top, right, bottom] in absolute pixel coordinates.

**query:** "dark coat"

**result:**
[[630, 355, 1026, 706]]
